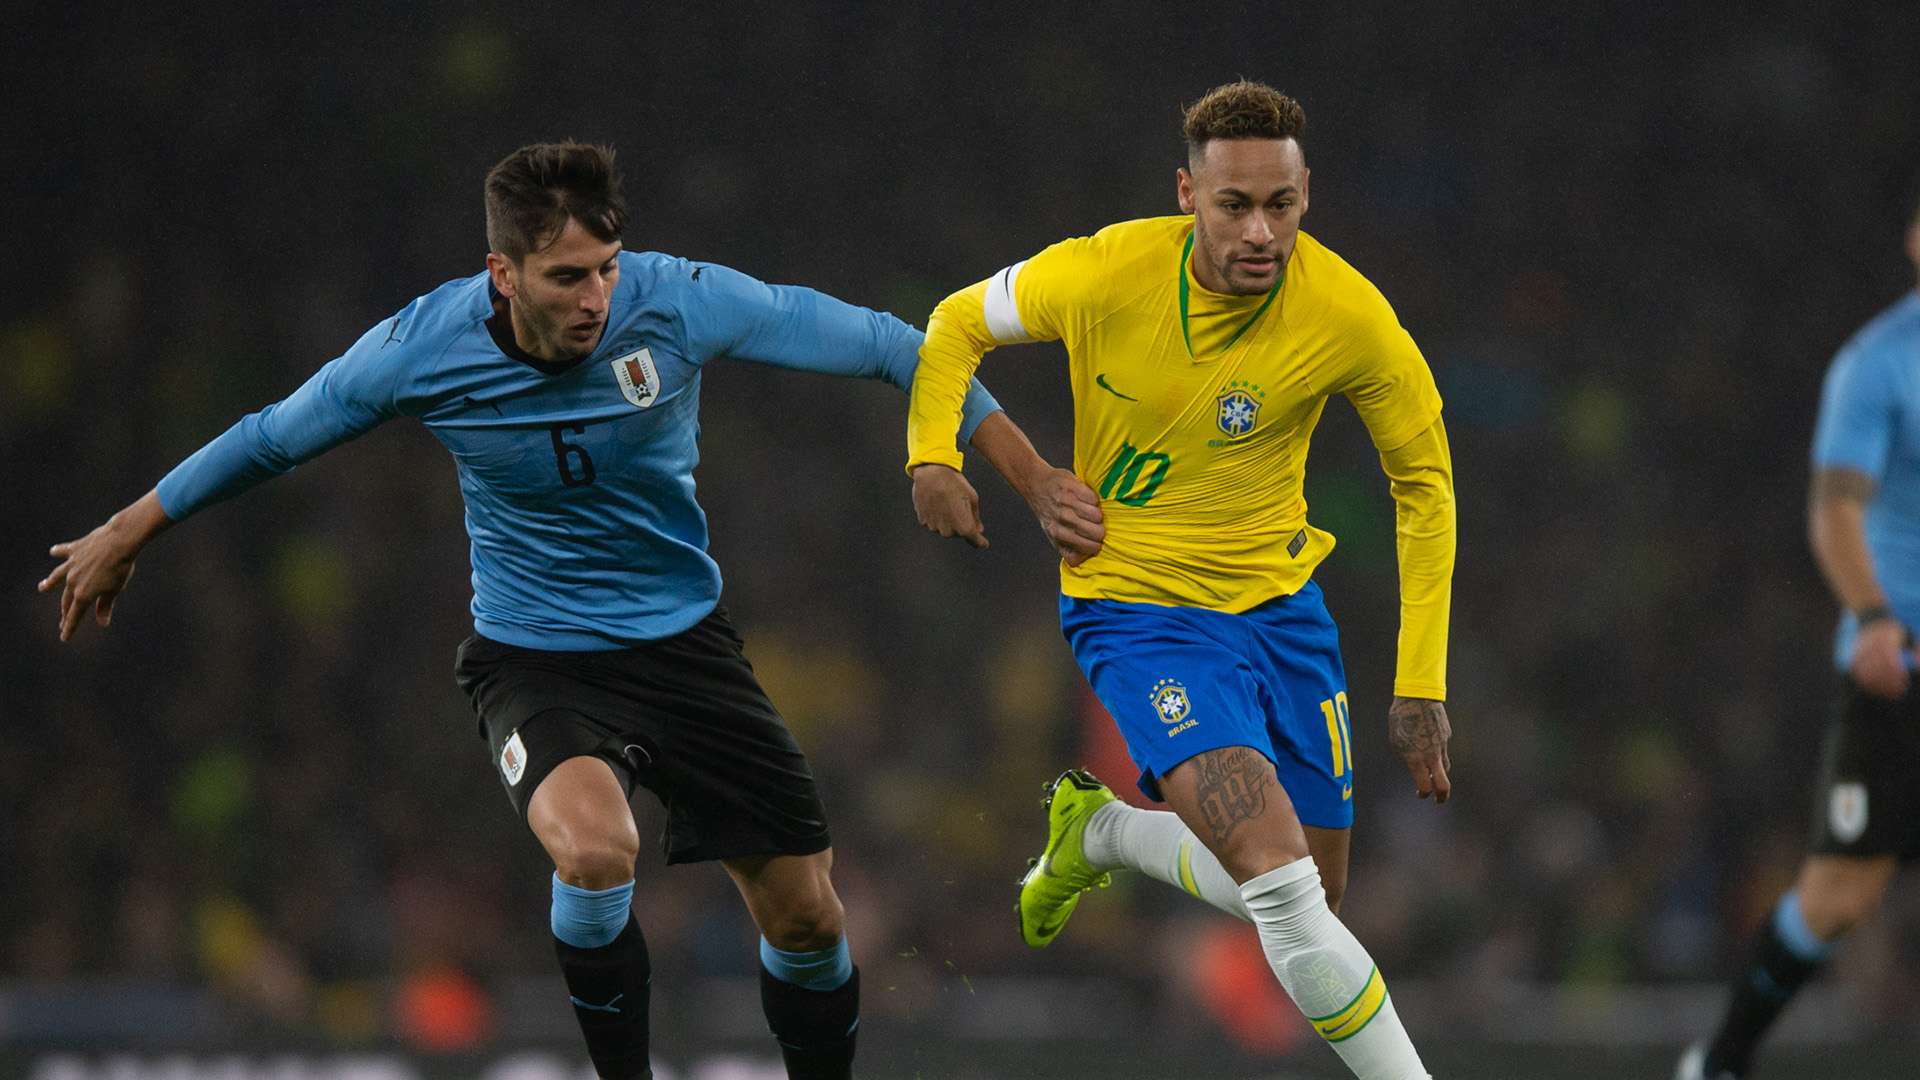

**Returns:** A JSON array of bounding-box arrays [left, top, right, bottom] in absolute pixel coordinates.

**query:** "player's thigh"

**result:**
[[528, 754, 641, 888], [453, 634, 652, 820], [1059, 596, 1279, 803], [1159, 745, 1310, 883], [1794, 853, 1898, 937], [1807, 677, 1920, 861], [722, 849, 844, 950], [1244, 582, 1356, 833], [638, 610, 837, 867], [1303, 825, 1350, 912]]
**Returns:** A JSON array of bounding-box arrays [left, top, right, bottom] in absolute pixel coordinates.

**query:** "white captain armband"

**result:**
[[982, 261, 1034, 344]]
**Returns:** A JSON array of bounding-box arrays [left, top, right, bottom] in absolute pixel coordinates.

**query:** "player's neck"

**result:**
[[1187, 249, 1234, 296], [507, 301, 559, 363]]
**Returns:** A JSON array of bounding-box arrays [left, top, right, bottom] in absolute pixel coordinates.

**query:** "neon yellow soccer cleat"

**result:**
[[1017, 767, 1119, 948]]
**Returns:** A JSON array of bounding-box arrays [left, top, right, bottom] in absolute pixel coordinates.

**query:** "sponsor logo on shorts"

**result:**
[[1828, 781, 1868, 844], [1151, 678, 1198, 737], [501, 730, 528, 787]]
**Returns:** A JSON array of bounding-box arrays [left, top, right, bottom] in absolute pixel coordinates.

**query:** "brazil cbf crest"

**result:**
[[1151, 678, 1199, 737], [612, 348, 660, 408], [1215, 379, 1265, 439]]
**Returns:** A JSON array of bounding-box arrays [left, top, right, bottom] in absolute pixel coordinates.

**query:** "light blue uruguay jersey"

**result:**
[[155, 250, 1002, 650], [1811, 290, 1920, 668]]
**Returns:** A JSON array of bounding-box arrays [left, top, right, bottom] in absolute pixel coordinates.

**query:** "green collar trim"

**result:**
[[1179, 231, 1282, 358]]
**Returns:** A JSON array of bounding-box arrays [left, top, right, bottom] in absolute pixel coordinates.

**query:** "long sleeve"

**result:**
[[907, 234, 1109, 475], [906, 279, 1000, 473], [680, 263, 1001, 444], [1377, 416, 1455, 699], [155, 313, 416, 521]]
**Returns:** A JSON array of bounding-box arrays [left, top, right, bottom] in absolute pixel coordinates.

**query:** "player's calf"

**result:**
[[728, 851, 859, 1080], [1243, 857, 1429, 1080], [551, 874, 652, 1080]]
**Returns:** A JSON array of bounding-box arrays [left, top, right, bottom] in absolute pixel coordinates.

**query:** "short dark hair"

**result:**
[[1182, 81, 1306, 159], [484, 142, 628, 260]]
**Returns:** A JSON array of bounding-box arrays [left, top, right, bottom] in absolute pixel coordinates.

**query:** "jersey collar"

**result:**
[[1179, 230, 1283, 359]]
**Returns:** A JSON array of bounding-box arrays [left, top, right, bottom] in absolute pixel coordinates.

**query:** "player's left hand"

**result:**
[[1387, 696, 1452, 804], [39, 520, 141, 642], [1021, 468, 1105, 566], [911, 463, 988, 549]]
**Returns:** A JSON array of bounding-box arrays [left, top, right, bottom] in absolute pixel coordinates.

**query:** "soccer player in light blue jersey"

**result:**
[[40, 142, 1101, 1079], [1678, 195, 1920, 1080]]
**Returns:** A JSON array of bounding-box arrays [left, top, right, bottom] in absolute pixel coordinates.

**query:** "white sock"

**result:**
[[1082, 803, 1250, 920], [1239, 857, 1429, 1080]]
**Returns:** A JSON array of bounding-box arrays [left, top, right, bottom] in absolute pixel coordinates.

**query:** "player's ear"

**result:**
[[1176, 167, 1197, 214], [486, 251, 518, 298]]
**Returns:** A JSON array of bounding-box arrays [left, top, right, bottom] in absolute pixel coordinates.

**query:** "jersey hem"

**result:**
[[474, 601, 717, 652]]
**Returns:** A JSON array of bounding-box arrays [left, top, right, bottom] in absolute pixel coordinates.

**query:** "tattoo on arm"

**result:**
[[1192, 747, 1272, 848], [1387, 698, 1450, 760]]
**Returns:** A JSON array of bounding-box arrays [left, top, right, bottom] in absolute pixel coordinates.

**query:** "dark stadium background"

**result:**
[[7, 2, 1920, 1077]]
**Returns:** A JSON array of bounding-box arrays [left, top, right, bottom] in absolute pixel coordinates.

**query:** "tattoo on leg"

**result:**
[[1193, 747, 1271, 848]]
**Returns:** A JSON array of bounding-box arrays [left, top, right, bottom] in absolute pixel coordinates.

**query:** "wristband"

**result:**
[[1854, 604, 1895, 628]]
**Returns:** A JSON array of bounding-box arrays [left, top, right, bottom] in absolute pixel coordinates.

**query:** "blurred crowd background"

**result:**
[[7, 0, 1920, 1067]]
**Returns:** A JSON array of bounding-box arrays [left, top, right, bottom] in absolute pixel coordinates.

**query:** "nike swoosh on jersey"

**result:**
[[570, 992, 625, 1014], [1094, 373, 1138, 402]]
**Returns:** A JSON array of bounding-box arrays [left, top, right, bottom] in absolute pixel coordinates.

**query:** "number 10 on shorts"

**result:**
[[1320, 692, 1353, 780]]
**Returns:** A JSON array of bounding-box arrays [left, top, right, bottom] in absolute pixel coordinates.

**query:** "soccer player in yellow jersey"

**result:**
[[905, 82, 1453, 1079]]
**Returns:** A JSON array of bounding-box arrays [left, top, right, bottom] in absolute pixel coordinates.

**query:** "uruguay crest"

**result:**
[[612, 348, 659, 408], [1828, 781, 1868, 844], [1216, 384, 1262, 438]]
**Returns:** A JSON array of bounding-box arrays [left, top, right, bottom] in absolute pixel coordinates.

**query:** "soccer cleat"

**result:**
[[1673, 1043, 1737, 1080], [1016, 768, 1119, 948]]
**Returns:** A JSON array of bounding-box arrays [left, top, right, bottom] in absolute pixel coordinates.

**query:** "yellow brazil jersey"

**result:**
[[907, 216, 1454, 697]]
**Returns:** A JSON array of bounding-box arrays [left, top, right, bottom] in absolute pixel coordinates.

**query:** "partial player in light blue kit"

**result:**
[[42, 142, 1099, 1080], [1679, 196, 1920, 1080]]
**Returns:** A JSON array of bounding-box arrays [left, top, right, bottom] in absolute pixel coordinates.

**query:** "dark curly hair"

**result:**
[[1182, 81, 1306, 161]]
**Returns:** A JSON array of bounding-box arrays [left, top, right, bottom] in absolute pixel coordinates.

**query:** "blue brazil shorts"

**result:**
[[1059, 581, 1355, 829]]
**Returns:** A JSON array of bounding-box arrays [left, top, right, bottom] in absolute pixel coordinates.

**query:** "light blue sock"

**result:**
[[1773, 889, 1836, 962], [759, 935, 853, 991], [551, 873, 634, 949]]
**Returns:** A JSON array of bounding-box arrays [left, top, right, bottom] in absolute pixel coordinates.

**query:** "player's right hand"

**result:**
[[1022, 468, 1105, 567], [911, 463, 988, 550], [1849, 618, 1911, 699], [39, 520, 142, 642]]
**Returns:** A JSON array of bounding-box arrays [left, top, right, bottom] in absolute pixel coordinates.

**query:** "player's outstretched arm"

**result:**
[[38, 308, 419, 642], [39, 489, 173, 642], [907, 244, 1089, 556], [953, 411, 1105, 565]]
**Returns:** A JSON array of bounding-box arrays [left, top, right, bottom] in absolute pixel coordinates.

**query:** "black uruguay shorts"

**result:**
[[453, 607, 831, 865], [1807, 676, 1920, 860]]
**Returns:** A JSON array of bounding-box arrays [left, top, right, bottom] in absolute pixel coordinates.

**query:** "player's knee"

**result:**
[[1800, 877, 1884, 938], [1217, 835, 1312, 884], [547, 823, 641, 889], [763, 880, 845, 951]]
